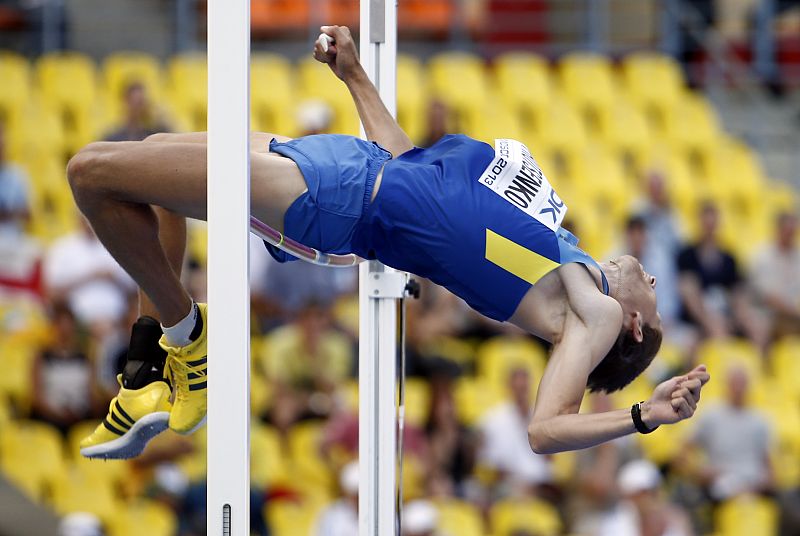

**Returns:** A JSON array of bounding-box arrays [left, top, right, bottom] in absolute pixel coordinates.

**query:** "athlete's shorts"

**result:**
[[266, 134, 392, 262]]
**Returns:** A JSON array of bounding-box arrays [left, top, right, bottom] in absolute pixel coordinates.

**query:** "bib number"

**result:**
[[477, 139, 567, 232]]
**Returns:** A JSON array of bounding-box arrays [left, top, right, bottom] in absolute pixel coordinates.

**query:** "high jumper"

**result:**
[[70, 25, 709, 460]]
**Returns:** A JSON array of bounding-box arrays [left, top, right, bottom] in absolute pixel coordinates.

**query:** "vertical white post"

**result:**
[[358, 1, 399, 535], [207, 0, 251, 535]]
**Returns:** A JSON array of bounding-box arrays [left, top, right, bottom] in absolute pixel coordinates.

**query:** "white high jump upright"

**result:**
[[207, 0, 251, 534], [358, 1, 402, 535]]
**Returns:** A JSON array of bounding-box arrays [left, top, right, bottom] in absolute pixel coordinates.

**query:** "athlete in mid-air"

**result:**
[[71, 26, 708, 459]]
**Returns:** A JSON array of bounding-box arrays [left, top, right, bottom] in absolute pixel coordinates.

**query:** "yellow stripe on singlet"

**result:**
[[485, 229, 559, 285]]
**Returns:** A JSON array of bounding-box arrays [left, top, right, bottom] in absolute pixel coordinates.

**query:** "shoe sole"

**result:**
[[80, 412, 170, 460]]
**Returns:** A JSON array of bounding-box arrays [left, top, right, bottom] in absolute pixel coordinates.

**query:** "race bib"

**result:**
[[477, 139, 567, 232]]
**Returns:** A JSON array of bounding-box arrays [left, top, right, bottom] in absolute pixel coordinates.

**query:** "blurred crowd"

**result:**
[[1, 53, 800, 536]]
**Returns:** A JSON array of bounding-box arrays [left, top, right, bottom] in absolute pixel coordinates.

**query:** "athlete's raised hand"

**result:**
[[313, 25, 361, 82], [643, 365, 710, 427]]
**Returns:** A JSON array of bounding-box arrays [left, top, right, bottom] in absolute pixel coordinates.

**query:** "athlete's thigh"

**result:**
[[82, 140, 209, 220], [145, 131, 292, 153], [250, 150, 307, 231]]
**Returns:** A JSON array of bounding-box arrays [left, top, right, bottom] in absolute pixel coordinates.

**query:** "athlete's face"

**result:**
[[614, 255, 660, 330]]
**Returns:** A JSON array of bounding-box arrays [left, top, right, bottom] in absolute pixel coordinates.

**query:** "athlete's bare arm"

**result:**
[[314, 25, 414, 157], [525, 264, 709, 454]]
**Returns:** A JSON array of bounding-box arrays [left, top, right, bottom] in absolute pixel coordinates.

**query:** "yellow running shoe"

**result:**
[[80, 376, 172, 459], [160, 303, 208, 435]]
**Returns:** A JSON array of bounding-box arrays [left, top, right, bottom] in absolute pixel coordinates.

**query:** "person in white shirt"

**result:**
[[315, 462, 359, 536], [43, 218, 135, 335]]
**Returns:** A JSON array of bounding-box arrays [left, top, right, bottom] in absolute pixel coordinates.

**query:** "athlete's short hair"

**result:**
[[586, 324, 662, 393]]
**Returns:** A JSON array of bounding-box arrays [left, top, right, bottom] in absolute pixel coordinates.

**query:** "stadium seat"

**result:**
[[715, 494, 778, 536], [621, 52, 686, 130], [250, 421, 290, 489], [50, 463, 121, 525], [494, 52, 553, 133], [106, 499, 177, 536], [287, 421, 335, 495], [397, 54, 428, 143], [398, 0, 454, 36], [636, 418, 694, 466], [533, 97, 588, 162], [250, 53, 296, 135], [558, 52, 618, 133], [0, 420, 65, 501], [595, 97, 654, 177], [434, 498, 484, 536], [695, 338, 763, 401], [662, 93, 720, 156], [166, 53, 208, 132], [569, 144, 632, 225], [403, 378, 431, 428], [296, 56, 360, 135], [0, 51, 31, 126], [427, 52, 490, 134], [489, 496, 562, 536], [101, 51, 164, 124], [251, 0, 310, 35], [266, 499, 325, 536], [476, 336, 547, 396], [454, 376, 504, 425], [769, 337, 800, 402], [65, 421, 130, 487], [0, 340, 38, 411], [35, 51, 100, 152]]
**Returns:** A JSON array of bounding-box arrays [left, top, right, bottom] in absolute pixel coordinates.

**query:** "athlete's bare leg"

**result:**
[[67, 132, 306, 326]]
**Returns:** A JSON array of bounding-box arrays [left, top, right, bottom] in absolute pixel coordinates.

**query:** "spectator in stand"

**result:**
[[0, 121, 40, 296], [297, 99, 334, 136], [402, 500, 441, 536], [676, 201, 766, 347], [635, 171, 684, 324], [43, 217, 136, 336], [620, 214, 680, 328], [0, 121, 30, 238], [477, 367, 552, 490], [599, 459, 694, 536], [750, 212, 800, 339], [259, 299, 354, 431], [104, 81, 170, 142], [683, 365, 773, 501], [30, 303, 97, 435], [424, 376, 477, 496], [315, 461, 359, 536]]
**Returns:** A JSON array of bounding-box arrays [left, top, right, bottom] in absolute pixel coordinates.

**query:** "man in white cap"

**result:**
[[599, 459, 693, 536]]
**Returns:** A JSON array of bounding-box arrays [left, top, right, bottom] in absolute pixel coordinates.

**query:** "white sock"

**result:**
[[162, 302, 198, 347]]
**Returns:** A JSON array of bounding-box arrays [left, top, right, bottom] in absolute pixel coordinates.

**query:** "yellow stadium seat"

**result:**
[[434, 498, 484, 536], [266, 499, 325, 536], [250, 422, 291, 489], [25, 154, 79, 243], [469, 99, 522, 143], [695, 338, 762, 401], [621, 52, 686, 131], [6, 96, 66, 164], [596, 97, 654, 176], [397, 54, 428, 143], [35, 51, 101, 151], [476, 336, 547, 395], [636, 417, 694, 466], [106, 500, 177, 536], [65, 421, 130, 487], [102, 51, 164, 124], [454, 376, 504, 425], [287, 421, 334, 495], [166, 53, 208, 132], [534, 97, 588, 159], [403, 377, 431, 428], [494, 52, 553, 132], [568, 144, 632, 225], [296, 56, 359, 135], [0, 340, 38, 412], [428, 52, 491, 134], [769, 337, 800, 403], [489, 496, 562, 536], [715, 494, 778, 536], [50, 463, 121, 525], [0, 420, 65, 501], [662, 93, 720, 155], [419, 336, 476, 369], [558, 52, 618, 132], [250, 52, 296, 135], [0, 51, 31, 125]]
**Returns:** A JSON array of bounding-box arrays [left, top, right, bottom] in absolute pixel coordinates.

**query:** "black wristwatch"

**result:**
[[631, 401, 659, 434]]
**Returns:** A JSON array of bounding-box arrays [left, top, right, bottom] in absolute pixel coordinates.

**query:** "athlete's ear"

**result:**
[[629, 311, 644, 343]]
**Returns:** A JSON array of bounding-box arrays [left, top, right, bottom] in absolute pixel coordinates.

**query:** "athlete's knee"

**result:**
[[67, 142, 116, 203]]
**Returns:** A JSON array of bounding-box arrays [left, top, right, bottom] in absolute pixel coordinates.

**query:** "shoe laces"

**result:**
[[164, 356, 194, 402]]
